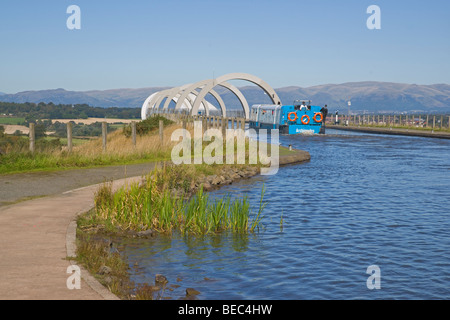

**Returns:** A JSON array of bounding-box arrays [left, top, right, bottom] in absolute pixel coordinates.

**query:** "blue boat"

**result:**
[[249, 101, 326, 135]]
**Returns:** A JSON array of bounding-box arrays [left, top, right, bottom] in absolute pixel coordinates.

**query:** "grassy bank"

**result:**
[[72, 230, 133, 299], [0, 117, 177, 174], [1, 117, 292, 174], [75, 164, 268, 299], [80, 164, 266, 236]]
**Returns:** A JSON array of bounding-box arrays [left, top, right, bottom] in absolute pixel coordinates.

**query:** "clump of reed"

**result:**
[[93, 167, 266, 235]]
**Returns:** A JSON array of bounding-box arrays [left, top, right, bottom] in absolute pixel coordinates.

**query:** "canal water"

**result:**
[[120, 129, 450, 299]]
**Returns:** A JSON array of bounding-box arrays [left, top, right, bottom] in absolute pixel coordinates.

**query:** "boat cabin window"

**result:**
[[294, 100, 312, 111]]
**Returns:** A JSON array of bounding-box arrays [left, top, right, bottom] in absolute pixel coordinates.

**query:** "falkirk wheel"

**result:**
[[141, 73, 282, 120]]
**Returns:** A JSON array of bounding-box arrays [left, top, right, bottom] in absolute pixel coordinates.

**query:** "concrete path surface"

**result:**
[[0, 162, 158, 206], [0, 171, 145, 300]]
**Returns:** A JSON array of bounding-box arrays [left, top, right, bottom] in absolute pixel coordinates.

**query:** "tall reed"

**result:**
[[93, 169, 266, 235]]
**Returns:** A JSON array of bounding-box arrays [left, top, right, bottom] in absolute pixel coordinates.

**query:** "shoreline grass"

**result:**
[[93, 181, 265, 235], [74, 149, 270, 299], [73, 230, 133, 299], [83, 165, 266, 235]]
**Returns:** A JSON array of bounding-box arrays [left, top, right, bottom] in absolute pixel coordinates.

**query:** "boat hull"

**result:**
[[249, 122, 325, 135]]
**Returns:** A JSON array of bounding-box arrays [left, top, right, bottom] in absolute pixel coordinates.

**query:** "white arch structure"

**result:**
[[141, 86, 219, 118], [141, 73, 281, 120]]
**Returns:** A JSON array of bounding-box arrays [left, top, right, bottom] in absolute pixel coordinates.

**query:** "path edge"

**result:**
[[66, 207, 121, 300]]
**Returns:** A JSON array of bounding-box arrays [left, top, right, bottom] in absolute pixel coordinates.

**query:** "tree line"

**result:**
[[0, 102, 140, 122]]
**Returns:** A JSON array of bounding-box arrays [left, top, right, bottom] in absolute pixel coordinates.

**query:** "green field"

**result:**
[[0, 117, 26, 125], [109, 124, 127, 130], [44, 136, 92, 146]]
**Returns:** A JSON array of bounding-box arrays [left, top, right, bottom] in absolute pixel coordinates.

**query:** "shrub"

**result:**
[[123, 116, 174, 137]]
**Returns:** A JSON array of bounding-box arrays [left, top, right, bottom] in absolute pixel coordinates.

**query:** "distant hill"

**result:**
[[290, 82, 450, 113], [0, 87, 169, 109], [0, 82, 449, 113]]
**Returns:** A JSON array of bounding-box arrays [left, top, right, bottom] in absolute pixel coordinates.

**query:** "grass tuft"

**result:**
[[92, 166, 266, 235]]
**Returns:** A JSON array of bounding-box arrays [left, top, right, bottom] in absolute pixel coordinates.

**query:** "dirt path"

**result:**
[[0, 162, 158, 207]]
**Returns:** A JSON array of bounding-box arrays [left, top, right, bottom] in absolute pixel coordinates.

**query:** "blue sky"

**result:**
[[0, 0, 449, 93]]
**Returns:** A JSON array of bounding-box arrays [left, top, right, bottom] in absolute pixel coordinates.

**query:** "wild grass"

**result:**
[[73, 232, 132, 298], [0, 119, 180, 174], [91, 167, 266, 235], [1, 115, 284, 175], [46, 136, 91, 146]]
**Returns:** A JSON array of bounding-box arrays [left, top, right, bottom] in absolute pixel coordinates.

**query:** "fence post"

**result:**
[[29, 123, 35, 154], [67, 122, 73, 153], [440, 115, 443, 129], [102, 122, 107, 152], [222, 117, 227, 139], [159, 120, 164, 144], [433, 116, 436, 130], [202, 117, 207, 135], [131, 121, 137, 147]]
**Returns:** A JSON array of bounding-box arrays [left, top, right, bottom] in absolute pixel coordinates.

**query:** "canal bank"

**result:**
[[326, 125, 450, 139], [122, 129, 450, 300], [0, 146, 309, 299], [74, 148, 311, 300]]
